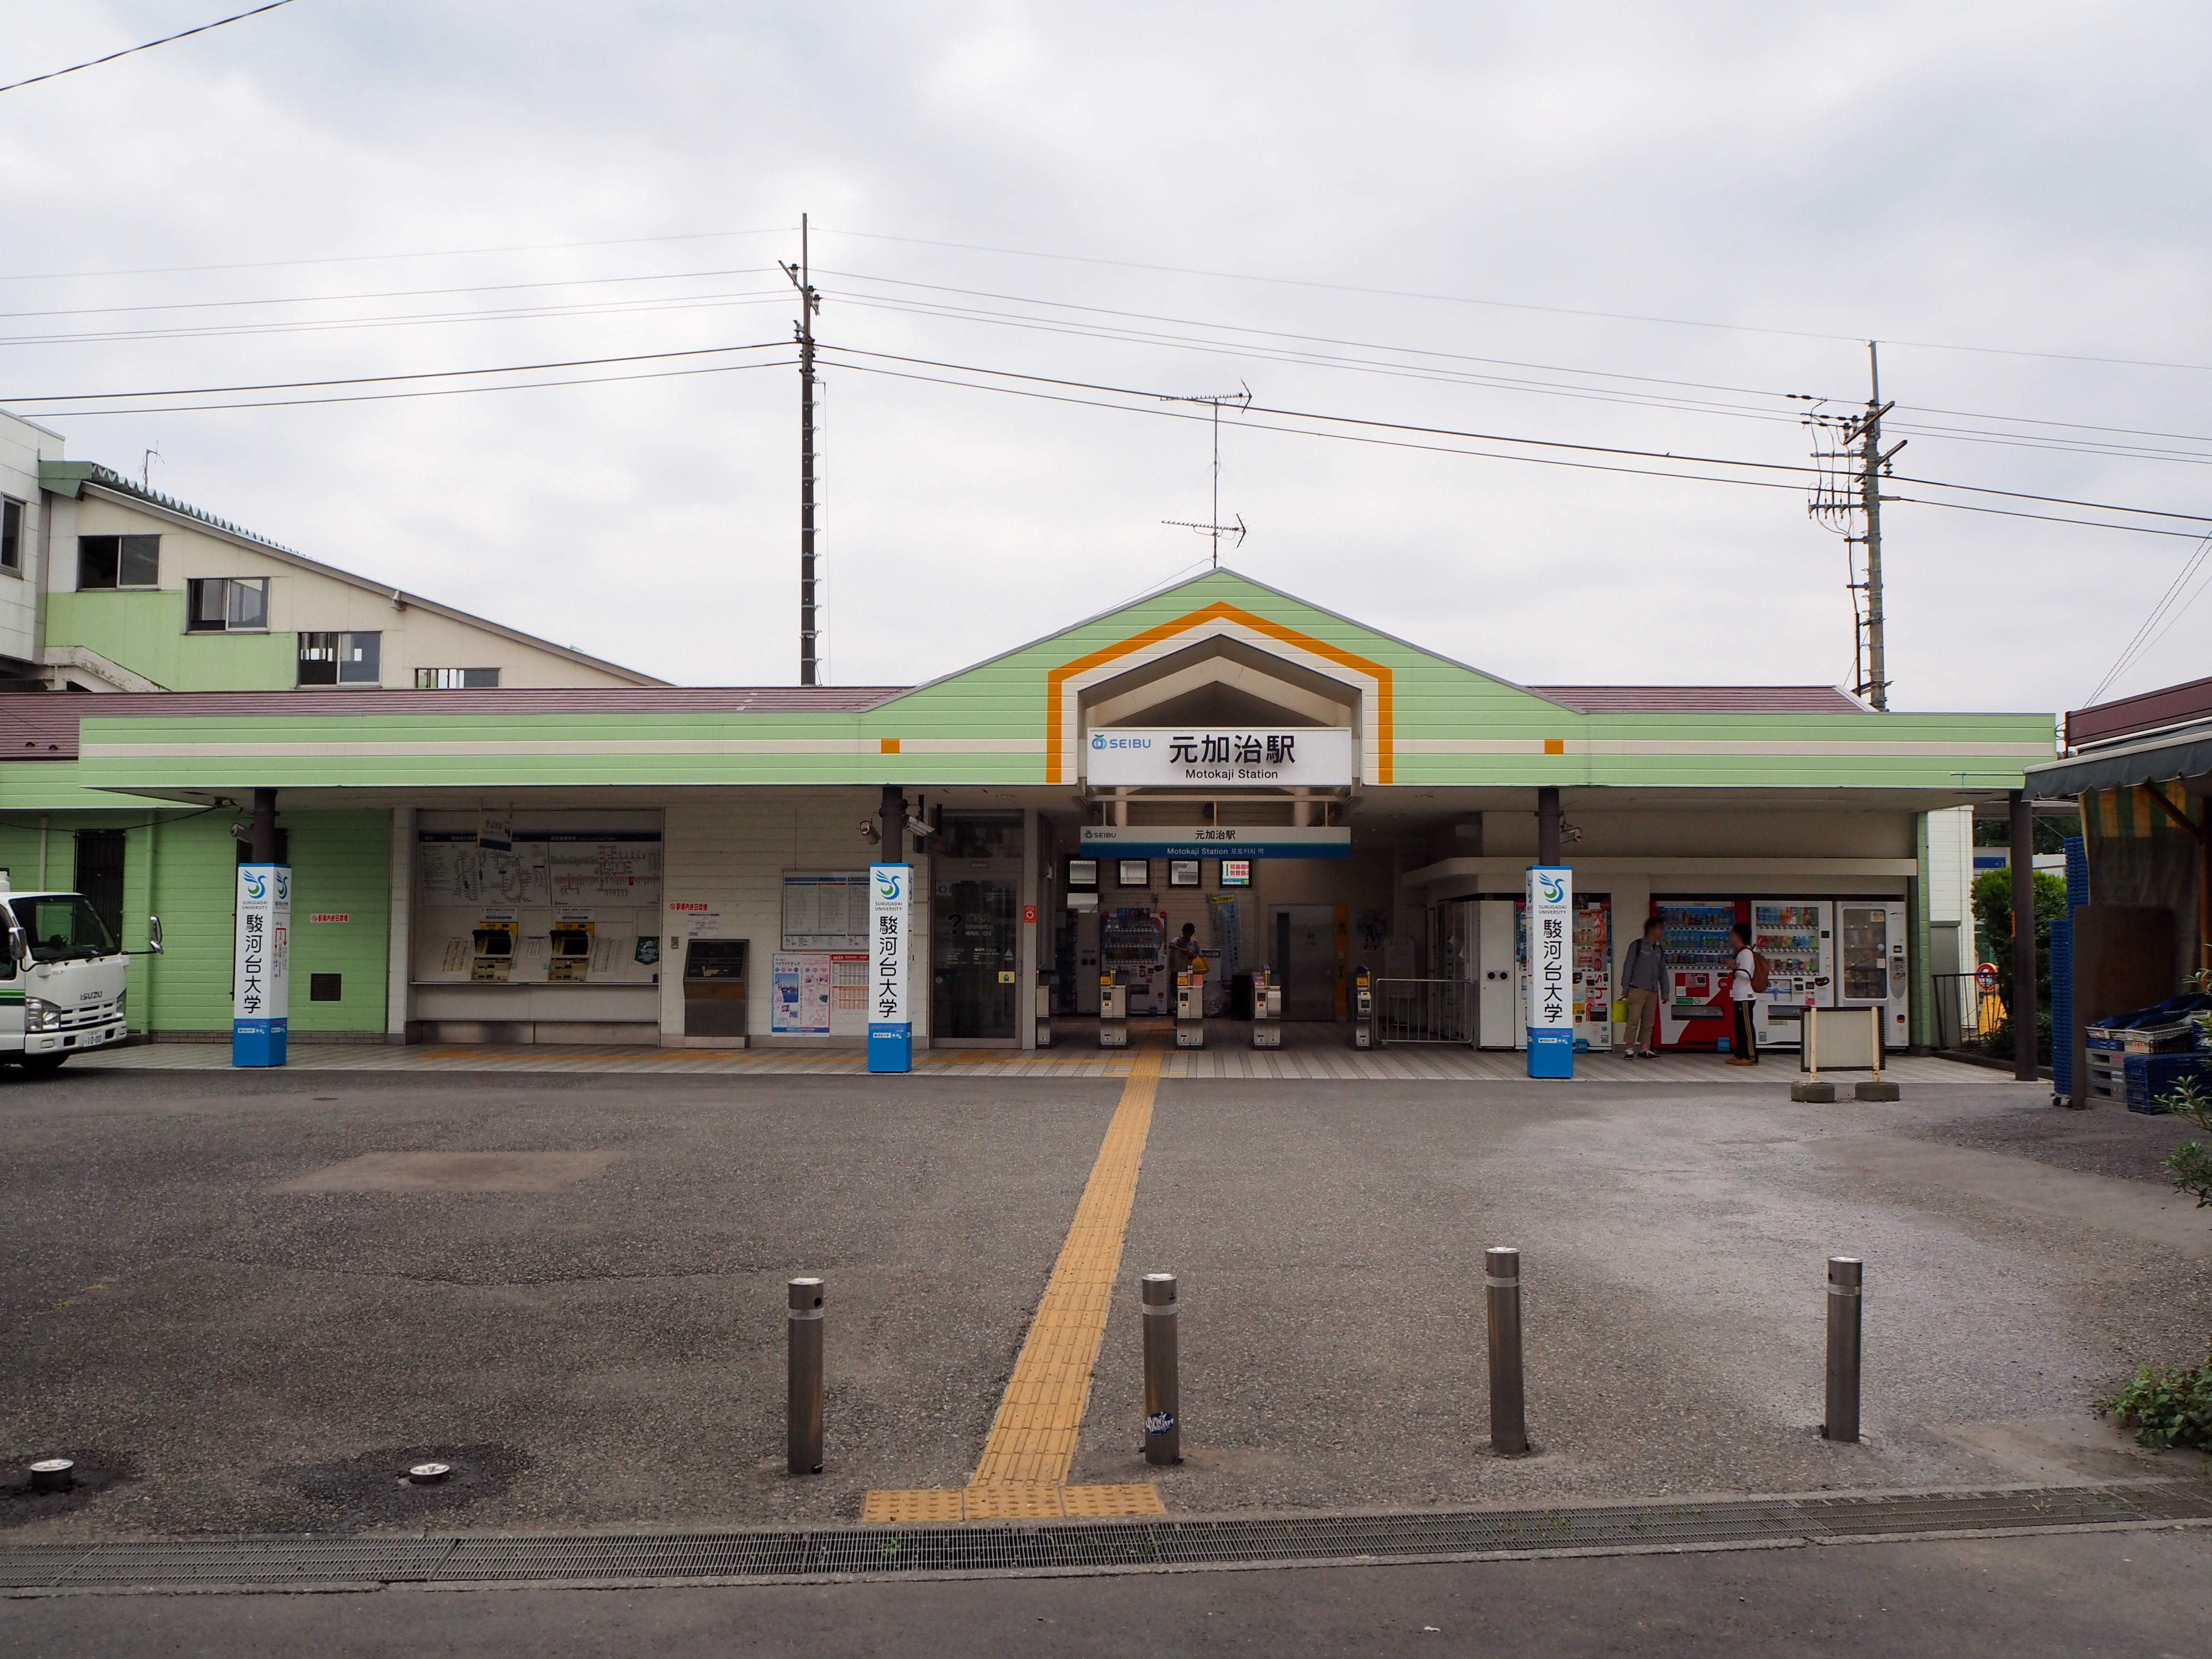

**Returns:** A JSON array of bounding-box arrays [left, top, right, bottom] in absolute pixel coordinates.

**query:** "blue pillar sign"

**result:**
[[867, 862, 913, 1073], [1526, 864, 1573, 1079], [233, 863, 291, 1068]]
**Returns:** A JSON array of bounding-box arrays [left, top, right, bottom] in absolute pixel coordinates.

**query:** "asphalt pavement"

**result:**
[[2, 1059, 2207, 1541], [5, 1529, 2211, 1657]]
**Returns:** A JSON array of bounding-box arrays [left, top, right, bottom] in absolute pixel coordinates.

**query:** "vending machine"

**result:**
[[1654, 899, 1737, 1050], [1750, 901, 1834, 1050], [1835, 900, 1911, 1052]]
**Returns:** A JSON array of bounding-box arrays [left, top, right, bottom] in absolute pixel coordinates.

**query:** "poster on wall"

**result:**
[[771, 952, 835, 1033], [782, 872, 869, 950]]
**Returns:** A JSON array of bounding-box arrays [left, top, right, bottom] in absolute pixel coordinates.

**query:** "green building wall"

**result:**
[[46, 591, 298, 691], [0, 807, 388, 1038]]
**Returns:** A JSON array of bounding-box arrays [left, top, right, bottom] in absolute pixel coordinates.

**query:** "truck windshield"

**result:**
[[12, 896, 119, 962]]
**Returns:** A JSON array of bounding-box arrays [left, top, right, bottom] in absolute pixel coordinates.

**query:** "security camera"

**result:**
[[859, 819, 881, 844], [229, 823, 250, 842], [905, 816, 935, 841]]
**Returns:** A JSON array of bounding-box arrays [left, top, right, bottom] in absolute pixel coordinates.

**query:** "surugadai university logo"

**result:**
[[240, 870, 268, 901], [1538, 873, 1566, 904], [875, 869, 903, 902]]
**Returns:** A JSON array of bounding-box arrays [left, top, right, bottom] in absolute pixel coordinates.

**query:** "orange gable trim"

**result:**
[[1045, 601, 1395, 784]]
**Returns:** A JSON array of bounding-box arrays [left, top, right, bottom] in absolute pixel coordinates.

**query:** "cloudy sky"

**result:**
[[2, 1, 2208, 715]]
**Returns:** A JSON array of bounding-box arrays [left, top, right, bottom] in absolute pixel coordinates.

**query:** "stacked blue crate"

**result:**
[[2124, 1052, 2212, 1113]]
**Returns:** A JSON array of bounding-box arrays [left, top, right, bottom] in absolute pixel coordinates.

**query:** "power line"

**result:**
[[0, 0, 303, 96], [816, 226, 2212, 377], [0, 266, 775, 323], [4, 341, 787, 405], [17, 357, 794, 419], [814, 344, 2212, 542], [0, 228, 792, 286]]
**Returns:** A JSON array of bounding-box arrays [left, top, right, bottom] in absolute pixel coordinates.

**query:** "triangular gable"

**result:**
[[879, 569, 1576, 786]]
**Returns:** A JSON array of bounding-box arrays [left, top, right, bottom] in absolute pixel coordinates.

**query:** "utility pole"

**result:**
[[1804, 342, 1905, 709], [1858, 342, 1889, 710], [780, 217, 822, 685], [1159, 385, 1251, 566]]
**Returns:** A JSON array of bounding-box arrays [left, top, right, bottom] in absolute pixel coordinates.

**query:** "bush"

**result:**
[[1971, 866, 2066, 1013], [2099, 1352, 2212, 1449], [2159, 1075, 2212, 1210], [1976, 1008, 2054, 1065]]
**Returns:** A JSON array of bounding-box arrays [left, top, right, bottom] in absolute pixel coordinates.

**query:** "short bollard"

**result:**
[[1486, 1246, 1527, 1455], [1822, 1256, 1862, 1443], [787, 1276, 825, 1475], [1142, 1272, 1182, 1465]]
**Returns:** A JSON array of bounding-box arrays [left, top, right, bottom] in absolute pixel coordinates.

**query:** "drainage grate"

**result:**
[[5, 1484, 2208, 1590]]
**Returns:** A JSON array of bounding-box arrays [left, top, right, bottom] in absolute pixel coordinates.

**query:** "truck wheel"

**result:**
[[15, 1054, 68, 1075]]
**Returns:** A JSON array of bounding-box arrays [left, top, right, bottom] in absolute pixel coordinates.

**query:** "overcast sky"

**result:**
[[2, 2, 2208, 716]]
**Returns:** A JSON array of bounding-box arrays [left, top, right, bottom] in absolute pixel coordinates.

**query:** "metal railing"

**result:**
[[1371, 978, 1475, 1045], [1930, 972, 2005, 1051]]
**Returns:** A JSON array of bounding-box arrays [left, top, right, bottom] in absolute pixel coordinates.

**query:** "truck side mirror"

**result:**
[[147, 915, 164, 954], [8, 925, 27, 970]]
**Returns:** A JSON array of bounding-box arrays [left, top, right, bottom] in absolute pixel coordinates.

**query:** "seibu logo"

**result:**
[[1091, 733, 1152, 750]]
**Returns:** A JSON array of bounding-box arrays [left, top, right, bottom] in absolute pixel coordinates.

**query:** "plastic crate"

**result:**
[[2123, 1052, 2212, 1114]]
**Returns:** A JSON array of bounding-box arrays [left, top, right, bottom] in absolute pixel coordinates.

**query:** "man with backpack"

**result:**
[[1619, 915, 1668, 1058], [1728, 920, 1767, 1065]]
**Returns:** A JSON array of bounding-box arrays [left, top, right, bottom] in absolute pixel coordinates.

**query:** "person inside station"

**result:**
[[1169, 922, 1208, 993]]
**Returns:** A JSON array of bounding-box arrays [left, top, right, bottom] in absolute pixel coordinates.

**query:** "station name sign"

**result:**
[[1079, 825, 1352, 860], [1086, 726, 1353, 787]]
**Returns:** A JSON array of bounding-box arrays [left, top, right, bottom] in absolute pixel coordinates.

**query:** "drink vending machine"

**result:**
[[1654, 897, 1908, 1052], [1511, 895, 1612, 1051]]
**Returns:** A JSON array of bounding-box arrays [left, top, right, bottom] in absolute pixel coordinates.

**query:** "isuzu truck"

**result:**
[[0, 884, 157, 1072]]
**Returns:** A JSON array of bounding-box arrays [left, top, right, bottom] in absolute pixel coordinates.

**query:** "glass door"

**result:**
[[934, 878, 1018, 1038]]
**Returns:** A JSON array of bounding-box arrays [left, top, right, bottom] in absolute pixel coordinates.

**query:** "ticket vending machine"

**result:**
[[470, 918, 517, 982], [547, 920, 593, 983]]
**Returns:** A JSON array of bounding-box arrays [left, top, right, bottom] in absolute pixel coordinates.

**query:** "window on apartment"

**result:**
[[77, 534, 161, 589], [297, 631, 381, 685], [414, 667, 501, 689], [0, 497, 23, 572], [185, 577, 270, 632]]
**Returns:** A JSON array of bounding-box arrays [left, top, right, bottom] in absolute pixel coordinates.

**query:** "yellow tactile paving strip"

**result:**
[[969, 1041, 1163, 1489], [861, 1482, 1164, 1523], [864, 1043, 1168, 1523]]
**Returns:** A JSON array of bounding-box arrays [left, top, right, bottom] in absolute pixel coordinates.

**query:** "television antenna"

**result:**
[[1160, 384, 1251, 568]]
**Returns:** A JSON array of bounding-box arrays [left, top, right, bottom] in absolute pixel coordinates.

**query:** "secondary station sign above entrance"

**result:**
[[1079, 825, 1352, 860], [1085, 726, 1353, 787]]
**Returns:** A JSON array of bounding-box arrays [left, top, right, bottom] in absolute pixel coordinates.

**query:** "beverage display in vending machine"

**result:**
[[1749, 902, 1834, 1050], [1654, 899, 1737, 1051], [1835, 900, 1911, 1050]]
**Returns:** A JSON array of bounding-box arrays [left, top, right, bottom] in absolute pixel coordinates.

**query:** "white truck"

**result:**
[[0, 886, 159, 1073]]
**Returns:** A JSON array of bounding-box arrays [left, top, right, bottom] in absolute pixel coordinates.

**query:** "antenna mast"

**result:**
[[780, 216, 823, 685], [1804, 342, 1903, 708], [1159, 385, 1251, 567]]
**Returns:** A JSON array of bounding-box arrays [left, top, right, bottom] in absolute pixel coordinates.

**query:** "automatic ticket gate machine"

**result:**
[[1174, 972, 1203, 1049], [1251, 967, 1283, 1048], [1352, 965, 1374, 1049], [1099, 975, 1128, 1049]]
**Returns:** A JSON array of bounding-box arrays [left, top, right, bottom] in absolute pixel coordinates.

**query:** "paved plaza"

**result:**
[[4, 1040, 2206, 1552]]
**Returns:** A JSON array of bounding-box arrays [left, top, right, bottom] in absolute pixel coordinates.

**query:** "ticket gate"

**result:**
[[1352, 965, 1374, 1049], [1099, 977, 1129, 1048], [1174, 972, 1203, 1049], [1251, 969, 1283, 1048]]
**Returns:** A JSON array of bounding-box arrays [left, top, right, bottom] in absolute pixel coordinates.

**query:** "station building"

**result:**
[[0, 566, 2053, 1055]]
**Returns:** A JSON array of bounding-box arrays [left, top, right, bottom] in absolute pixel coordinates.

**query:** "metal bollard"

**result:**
[[1142, 1273, 1182, 1465], [1822, 1256, 1862, 1443], [1485, 1247, 1527, 1455], [787, 1276, 825, 1475]]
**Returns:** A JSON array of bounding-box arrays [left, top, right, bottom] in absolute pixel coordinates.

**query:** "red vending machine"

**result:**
[[1654, 899, 1738, 1051]]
